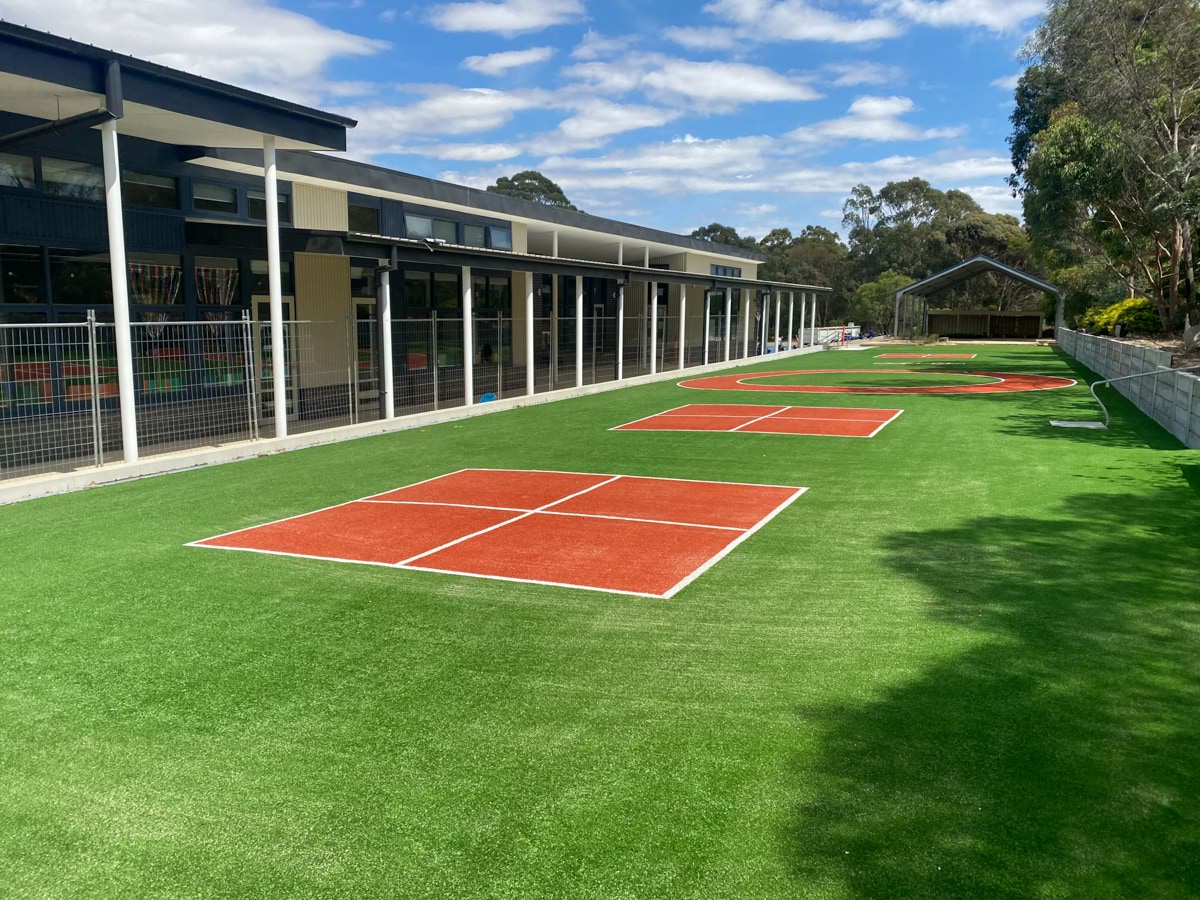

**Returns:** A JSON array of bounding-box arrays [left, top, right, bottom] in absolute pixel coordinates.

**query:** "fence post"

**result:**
[[432, 311, 439, 411], [86, 310, 103, 467], [241, 310, 258, 440], [346, 314, 357, 426], [497, 311, 504, 400]]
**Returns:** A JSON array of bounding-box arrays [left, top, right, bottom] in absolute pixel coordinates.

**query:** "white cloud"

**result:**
[[785, 95, 965, 144], [563, 55, 821, 111], [880, 0, 1046, 32], [0, 0, 386, 103], [426, 0, 585, 36], [463, 46, 555, 76], [571, 29, 633, 59], [552, 100, 683, 149], [991, 73, 1021, 91], [953, 184, 1022, 215], [344, 86, 549, 153], [543, 134, 776, 176], [385, 142, 526, 161], [827, 62, 905, 87], [668, 0, 903, 48]]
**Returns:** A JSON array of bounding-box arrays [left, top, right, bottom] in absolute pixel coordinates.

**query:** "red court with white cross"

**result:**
[[190, 468, 806, 598], [614, 404, 903, 438]]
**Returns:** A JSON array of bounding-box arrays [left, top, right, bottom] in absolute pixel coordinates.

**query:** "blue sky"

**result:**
[[1, 0, 1044, 237]]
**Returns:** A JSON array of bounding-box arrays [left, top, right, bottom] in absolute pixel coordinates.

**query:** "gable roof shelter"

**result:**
[[893, 255, 1062, 338]]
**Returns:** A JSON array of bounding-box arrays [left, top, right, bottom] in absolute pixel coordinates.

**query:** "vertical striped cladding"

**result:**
[[295, 252, 351, 389], [293, 183, 349, 232]]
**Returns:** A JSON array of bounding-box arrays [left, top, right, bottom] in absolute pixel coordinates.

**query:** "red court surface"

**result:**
[[679, 369, 1076, 395], [190, 469, 807, 598], [614, 404, 903, 438], [876, 352, 977, 359]]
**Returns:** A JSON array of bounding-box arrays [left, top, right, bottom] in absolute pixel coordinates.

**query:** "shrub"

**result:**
[[1079, 297, 1161, 335]]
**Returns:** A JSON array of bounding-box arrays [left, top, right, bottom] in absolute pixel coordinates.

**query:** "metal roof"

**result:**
[[897, 255, 1060, 298]]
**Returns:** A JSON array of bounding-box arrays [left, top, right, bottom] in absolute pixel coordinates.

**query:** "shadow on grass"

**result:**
[[784, 486, 1200, 897]]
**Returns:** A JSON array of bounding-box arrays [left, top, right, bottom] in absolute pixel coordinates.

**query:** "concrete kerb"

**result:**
[[0, 345, 826, 505]]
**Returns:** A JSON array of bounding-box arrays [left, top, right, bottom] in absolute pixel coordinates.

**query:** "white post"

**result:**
[[524, 273, 534, 396], [810, 291, 817, 344], [649, 281, 658, 375], [550, 274, 559, 386], [741, 292, 751, 358], [678, 289, 687, 370], [616, 242, 623, 265], [787, 292, 794, 351], [574, 276, 583, 388], [263, 136, 287, 436], [723, 291, 732, 362], [773, 292, 781, 352], [462, 265, 474, 405], [760, 294, 769, 355], [643, 247, 650, 267], [616, 284, 625, 380], [100, 119, 138, 463], [379, 269, 394, 418], [799, 293, 808, 348], [703, 291, 711, 366]]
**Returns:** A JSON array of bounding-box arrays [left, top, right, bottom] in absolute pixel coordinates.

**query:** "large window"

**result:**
[[195, 257, 241, 308], [0, 154, 35, 190], [123, 171, 178, 209], [49, 249, 112, 305], [490, 228, 513, 251], [250, 259, 292, 294], [128, 253, 183, 307], [0, 245, 43, 304], [248, 189, 290, 222], [349, 203, 380, 233], [464, 225, 486, 248], [472, 274, 510, 311], [404, 271, 430, 311], [350, 265, 377, 298], [42, 158, 104, 202], [433, 219, 457, 243], [193, 182, 238, 214], [433, 272, 459, 309], [405, 215, 433, 239]]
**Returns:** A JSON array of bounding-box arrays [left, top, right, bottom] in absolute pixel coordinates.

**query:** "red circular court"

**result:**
[[678, 369, 1076, 395]]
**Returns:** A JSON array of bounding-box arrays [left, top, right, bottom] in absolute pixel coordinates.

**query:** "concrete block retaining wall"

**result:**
[[1058, 328, 1200, 448]]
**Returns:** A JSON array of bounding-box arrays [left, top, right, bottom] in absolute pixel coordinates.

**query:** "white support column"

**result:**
[[100, 119, 138, 463], [799, 292, 808, 348], [462, 265, 474, 406], [379, 269, 395, 419], [574, 276, 583, 388], [524, 273, 535, 396], [263, 136, 287, 437], [649, 281, 658, 376], [643, 246, 650, 267], [759, 294, 768, 355], [741, 292, 751, 358], [810, 291, 817, 344], [787, 292, 794, 351], [616, 242, 624, 265], [773, 292, 781, 352], [703, 291, 711, 366], [551, 230, 559, 258], [616, 284, 625, 380], [550, 275, 559, 386], [678, 289, 687, 370], [723, 290, 732, 362]]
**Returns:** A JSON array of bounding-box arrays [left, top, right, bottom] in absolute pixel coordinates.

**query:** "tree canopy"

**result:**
[[486, 171, 577, 210]]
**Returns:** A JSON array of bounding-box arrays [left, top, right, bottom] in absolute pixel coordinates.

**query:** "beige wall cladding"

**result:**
[[293, 183, 349, 232], [294, 252, 352, 389], [511, 222, 528, 254], [1058, 329, 1200, 448]]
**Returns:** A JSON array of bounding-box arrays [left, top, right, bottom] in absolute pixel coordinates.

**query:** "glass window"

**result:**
[[49, 249, 111, 305], [128, 253, 183, 306], [195, 257, 241, 307], [404, 272, 430, 310], [123, 171, 178, 209], [248, 189, 290, 222], [351, 265, 377, 298], [433, 219, 457, 243], [433, 271, 459, 309], [42, 158, 104, 202], [710, 264, 742, 278], [349, 204, 380, 233], [193, 182, 238, 214], [0, 245, 43, 304], [405, 215, 433, 239], [250, 259, 292, 294], [0, 154, 35, 189], [490, 228, 512, 251], [464, 224, 486, 247], [487, 276, 511, 310]]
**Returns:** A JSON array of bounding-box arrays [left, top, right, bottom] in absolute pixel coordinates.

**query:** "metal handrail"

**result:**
[[1082, 363, 1200, 429]]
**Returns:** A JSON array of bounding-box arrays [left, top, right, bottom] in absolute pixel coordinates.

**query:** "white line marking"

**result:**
[[662, 487, 809, 599], [729, 406, 791, 432], [459, 467, 807, 492], [608, 405, 695, 429], [395, 564, 665, 599], [359, 499, 530, 513], [185, 542, 402, 569], [534, 509, 746, 532], [395, 474, 623, 566]]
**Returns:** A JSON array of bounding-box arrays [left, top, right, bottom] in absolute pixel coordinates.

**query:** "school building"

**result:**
[[0, 21, 829, 489]]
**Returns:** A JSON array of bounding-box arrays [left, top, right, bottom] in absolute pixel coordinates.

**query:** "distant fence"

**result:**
[[1058, 328, 1200, 448]]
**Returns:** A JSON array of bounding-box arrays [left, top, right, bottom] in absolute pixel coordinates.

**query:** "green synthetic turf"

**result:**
[[753, 369, 991, 388], [2, 344, 1198, 899]]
